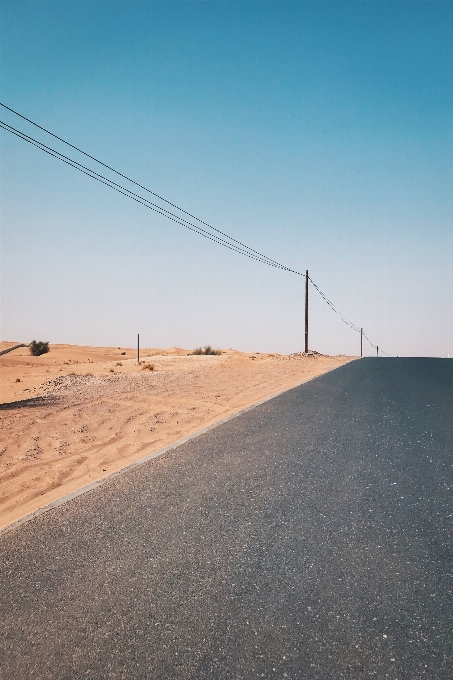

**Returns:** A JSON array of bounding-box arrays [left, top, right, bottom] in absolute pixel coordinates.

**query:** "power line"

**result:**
[[0, 104, 391, 356], [0, 119, 299, 271], [0, 101, 288, 271], [308, 277, 390, 354], [362, 331, 390, 356], [308, 277, 361, 333]]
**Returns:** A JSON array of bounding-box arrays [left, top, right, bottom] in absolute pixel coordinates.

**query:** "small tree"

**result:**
[[29, 340, 50, 356]]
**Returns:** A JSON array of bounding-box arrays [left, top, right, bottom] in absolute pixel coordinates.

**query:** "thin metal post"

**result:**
[[137, 334, 140, 364], [305, 270, 309, 353], [376, 345, 379, 357], [360, 328, 363, 358]]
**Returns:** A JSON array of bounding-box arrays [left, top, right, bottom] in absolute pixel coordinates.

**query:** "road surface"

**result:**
[[1, 358, 452, 679]]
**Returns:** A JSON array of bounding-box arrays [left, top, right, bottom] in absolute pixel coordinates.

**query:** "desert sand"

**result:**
[[0, 342, 355, 530]]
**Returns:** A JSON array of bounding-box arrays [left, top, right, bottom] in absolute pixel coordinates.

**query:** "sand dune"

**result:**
[[0, 343, 355, 530]]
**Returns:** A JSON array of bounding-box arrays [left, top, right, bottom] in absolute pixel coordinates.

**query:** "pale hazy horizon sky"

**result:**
[[1, 0, 452, 357]]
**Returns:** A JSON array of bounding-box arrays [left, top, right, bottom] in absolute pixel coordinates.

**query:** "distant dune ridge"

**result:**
[[0, 343, 355, 530]]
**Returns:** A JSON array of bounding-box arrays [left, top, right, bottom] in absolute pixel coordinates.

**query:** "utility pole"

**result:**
[[376, 345, 379, 357], [137, 333, 140, 364], [305, 270, 309, 354], [360, 328, 363, 357]]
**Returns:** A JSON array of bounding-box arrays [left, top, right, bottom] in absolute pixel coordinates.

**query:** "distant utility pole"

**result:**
[[305, 270, 309, 353], [137, 334, 140, 364], [376, 345, 379, 357], [360, 328, 363, 357]]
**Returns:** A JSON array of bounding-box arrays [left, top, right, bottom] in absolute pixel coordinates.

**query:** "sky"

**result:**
[[0, 0, 452, 356]]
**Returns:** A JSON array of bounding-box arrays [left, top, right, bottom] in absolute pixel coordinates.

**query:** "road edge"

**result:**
[[0, 361, 355, 537]]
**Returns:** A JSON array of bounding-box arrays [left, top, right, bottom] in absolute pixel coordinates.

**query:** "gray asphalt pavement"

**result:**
[[1, 358, 452, 679]]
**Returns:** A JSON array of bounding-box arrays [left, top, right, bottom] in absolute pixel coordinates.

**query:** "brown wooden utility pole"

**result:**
[[376, 345, 379, 357], [137, 333, 140, 364], [305, 270, 309, 353], [360, 328, 363, 357]]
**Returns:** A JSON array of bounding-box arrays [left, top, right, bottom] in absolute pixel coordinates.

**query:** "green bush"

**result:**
[[191, 345, 221, 356], [29, 340, 50, 356]]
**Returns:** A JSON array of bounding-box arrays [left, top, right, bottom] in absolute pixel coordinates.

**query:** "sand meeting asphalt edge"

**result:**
[[0, 362, 354, 537]]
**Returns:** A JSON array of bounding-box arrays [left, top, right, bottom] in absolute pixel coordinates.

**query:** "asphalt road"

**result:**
[[1, 358, 452, 679]]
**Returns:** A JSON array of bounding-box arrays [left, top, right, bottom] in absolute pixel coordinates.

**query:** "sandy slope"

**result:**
[[0, 343, 355, 530]]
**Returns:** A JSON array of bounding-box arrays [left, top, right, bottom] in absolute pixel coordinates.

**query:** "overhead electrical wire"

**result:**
[[307, 277, 361, 333], [0, 103, 391, 356], [0, 101, 287, 271], [362, 331, 390, 356], [0, 120, 293, 271]]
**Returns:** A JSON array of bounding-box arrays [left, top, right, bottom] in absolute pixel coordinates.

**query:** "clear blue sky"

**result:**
[[1, 0, 452, 356]]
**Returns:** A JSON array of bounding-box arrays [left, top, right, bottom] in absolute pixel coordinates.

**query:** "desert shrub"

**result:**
[[203, 345, 221, 355], [121, 352, 126, 355], [141, 363, 154, 371], [29, 340, 49, 357], [190, 346, 221, 356]]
